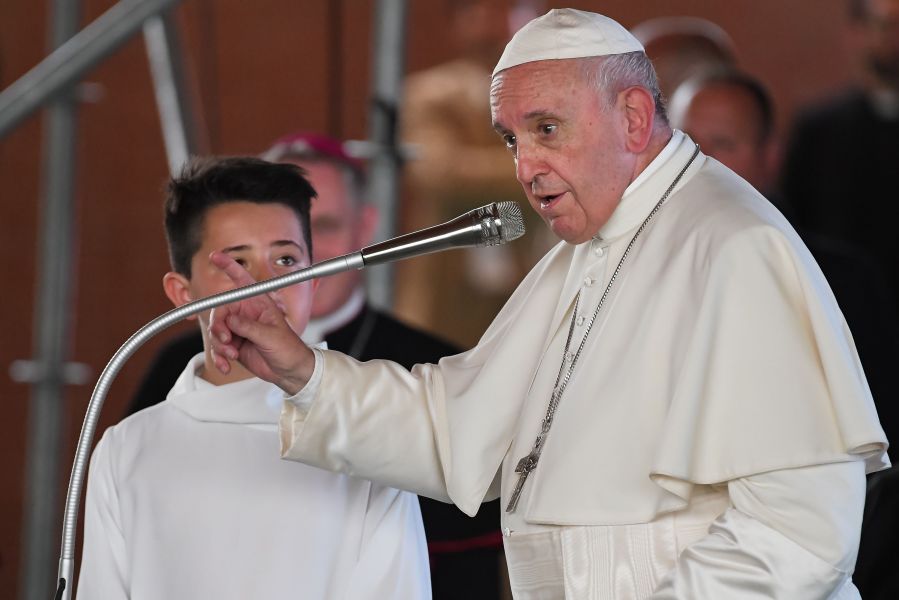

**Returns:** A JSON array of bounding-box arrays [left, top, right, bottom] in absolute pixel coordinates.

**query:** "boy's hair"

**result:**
[[165, 156, 316, 278]]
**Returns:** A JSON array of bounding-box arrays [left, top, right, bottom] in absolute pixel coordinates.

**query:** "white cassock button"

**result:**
[[565, 351, 574, 363], [594, 245, 605, 257], [584, 276, 595, 287], [576, 315, 585, 326]]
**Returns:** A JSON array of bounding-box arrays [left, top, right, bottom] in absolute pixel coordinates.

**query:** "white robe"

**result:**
[[78, 355, 431, 600], [280, 132, 889, 598]]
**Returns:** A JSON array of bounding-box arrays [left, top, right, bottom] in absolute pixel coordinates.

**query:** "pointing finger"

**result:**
[[210, 251, 256, 287]]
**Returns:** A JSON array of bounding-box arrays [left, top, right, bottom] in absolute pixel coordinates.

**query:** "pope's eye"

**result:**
[[539, 123, 557, 135], [502, 133, 517, 149]]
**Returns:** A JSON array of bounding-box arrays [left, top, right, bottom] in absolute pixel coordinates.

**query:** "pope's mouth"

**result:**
[[538, 192, 564, 209]]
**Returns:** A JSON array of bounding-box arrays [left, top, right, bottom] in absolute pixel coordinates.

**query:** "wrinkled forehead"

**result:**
[[490, 59, 591, 117]]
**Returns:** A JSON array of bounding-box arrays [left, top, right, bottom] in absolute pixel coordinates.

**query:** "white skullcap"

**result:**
[[493, 8, 645, 77]]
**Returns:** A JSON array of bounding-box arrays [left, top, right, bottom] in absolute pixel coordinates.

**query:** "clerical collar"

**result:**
[[597, 130, 694, 241], [301, 287, 365, 344]]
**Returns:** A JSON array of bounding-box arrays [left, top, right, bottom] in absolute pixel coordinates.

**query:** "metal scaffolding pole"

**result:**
[[0, 1, 187, 598], [143, 9, 203, 175], [0, 0, 182, 139], [364, 0, 408, 309], [16, 0, 82, 597]]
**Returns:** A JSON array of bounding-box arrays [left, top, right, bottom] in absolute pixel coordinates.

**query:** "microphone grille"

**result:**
[[496, 201, 526, 242]]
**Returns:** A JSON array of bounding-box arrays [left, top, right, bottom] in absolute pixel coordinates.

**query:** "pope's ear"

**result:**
[[620, 85, 656, 154], [162, 271, 197, 319]]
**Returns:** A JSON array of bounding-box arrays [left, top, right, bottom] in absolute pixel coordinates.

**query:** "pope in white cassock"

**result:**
[[208, 9, 890, 599]]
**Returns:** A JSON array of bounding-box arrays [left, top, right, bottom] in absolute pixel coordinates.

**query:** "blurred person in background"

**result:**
[[781, 0, 899, 302], [631, 16, 737, 100], [397, 0, 551, 349], [670, 67, 899, 459]]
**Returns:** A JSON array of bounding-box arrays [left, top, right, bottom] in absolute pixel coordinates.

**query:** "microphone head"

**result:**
[[474, 201, 526, 247], [495, 201, 526, 243]]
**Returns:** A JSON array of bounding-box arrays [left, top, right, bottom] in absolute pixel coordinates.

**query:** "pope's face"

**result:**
[[490, 59, 634, 244]]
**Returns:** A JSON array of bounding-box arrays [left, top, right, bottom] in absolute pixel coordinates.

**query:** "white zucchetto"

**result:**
[[493, 8, 645, 77]]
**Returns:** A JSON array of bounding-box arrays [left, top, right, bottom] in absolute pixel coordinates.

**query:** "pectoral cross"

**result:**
[[506, 452, 539, 512]]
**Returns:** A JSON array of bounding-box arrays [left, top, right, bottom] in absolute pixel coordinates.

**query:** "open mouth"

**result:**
[[539, 192, 564, 208]]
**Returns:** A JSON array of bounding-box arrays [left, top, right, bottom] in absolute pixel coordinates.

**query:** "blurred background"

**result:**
[[0, 0, 892, 598]]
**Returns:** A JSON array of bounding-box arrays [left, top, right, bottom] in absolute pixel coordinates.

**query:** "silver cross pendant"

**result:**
[[506, 453, 539, 512]]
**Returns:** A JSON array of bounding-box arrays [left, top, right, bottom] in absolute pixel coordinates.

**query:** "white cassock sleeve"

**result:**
[[650, 460, 866, 599], [344, 485, 432, 600], [77, 435, 130, 600]]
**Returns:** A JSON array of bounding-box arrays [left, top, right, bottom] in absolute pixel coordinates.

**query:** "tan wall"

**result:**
[[0, 0, 858, 594]]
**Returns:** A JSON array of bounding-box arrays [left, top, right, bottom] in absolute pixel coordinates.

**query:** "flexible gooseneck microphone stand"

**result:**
[[54, 201, 525, 600]]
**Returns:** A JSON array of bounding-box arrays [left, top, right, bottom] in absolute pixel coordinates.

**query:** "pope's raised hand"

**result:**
[[207, 251, 314, 395]]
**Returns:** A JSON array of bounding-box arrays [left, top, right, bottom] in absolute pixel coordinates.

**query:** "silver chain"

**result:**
[[506, 143, 700, 513]]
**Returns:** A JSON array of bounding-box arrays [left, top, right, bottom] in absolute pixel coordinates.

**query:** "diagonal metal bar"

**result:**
[[0, 0, 182, 138], [143, 9, 205, 175]]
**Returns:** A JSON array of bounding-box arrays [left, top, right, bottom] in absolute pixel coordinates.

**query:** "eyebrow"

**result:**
[[493, 109, 556, 132], [222, 240, 307, 255], [523, 109, 554, 120]]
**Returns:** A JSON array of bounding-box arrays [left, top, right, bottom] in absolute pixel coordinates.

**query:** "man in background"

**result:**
[[129, 133, 507, 599], [631, 15, 737, 99], [781, 0, 899, 302], [669, 67, 899, 456]]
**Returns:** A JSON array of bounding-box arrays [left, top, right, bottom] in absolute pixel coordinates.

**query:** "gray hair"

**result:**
[[580, 52, 668, 121]]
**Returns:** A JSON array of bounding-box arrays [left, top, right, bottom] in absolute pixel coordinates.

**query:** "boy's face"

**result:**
[[164, 201, 315, 339]]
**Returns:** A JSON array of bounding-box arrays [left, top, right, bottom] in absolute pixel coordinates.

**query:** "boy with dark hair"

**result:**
[[77, 156, 431, 599], [129, 140, 504, 600]]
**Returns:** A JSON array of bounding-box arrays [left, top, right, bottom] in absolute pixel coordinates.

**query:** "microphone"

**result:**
[[54, 201, 526, 600], [362, 200, 526, 267]]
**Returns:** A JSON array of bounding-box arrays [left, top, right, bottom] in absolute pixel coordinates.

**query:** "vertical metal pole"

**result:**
[[365, 0, 408, 309], [143, 9, 204, 175], [19, 0, 81, 598]]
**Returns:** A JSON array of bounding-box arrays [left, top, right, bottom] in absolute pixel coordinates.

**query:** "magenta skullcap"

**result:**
[[260, 132, 365, 180]]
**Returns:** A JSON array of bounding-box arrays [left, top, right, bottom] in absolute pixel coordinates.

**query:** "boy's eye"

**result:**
[[276, 256, 297, 267], [234, 258, 248, 268]]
